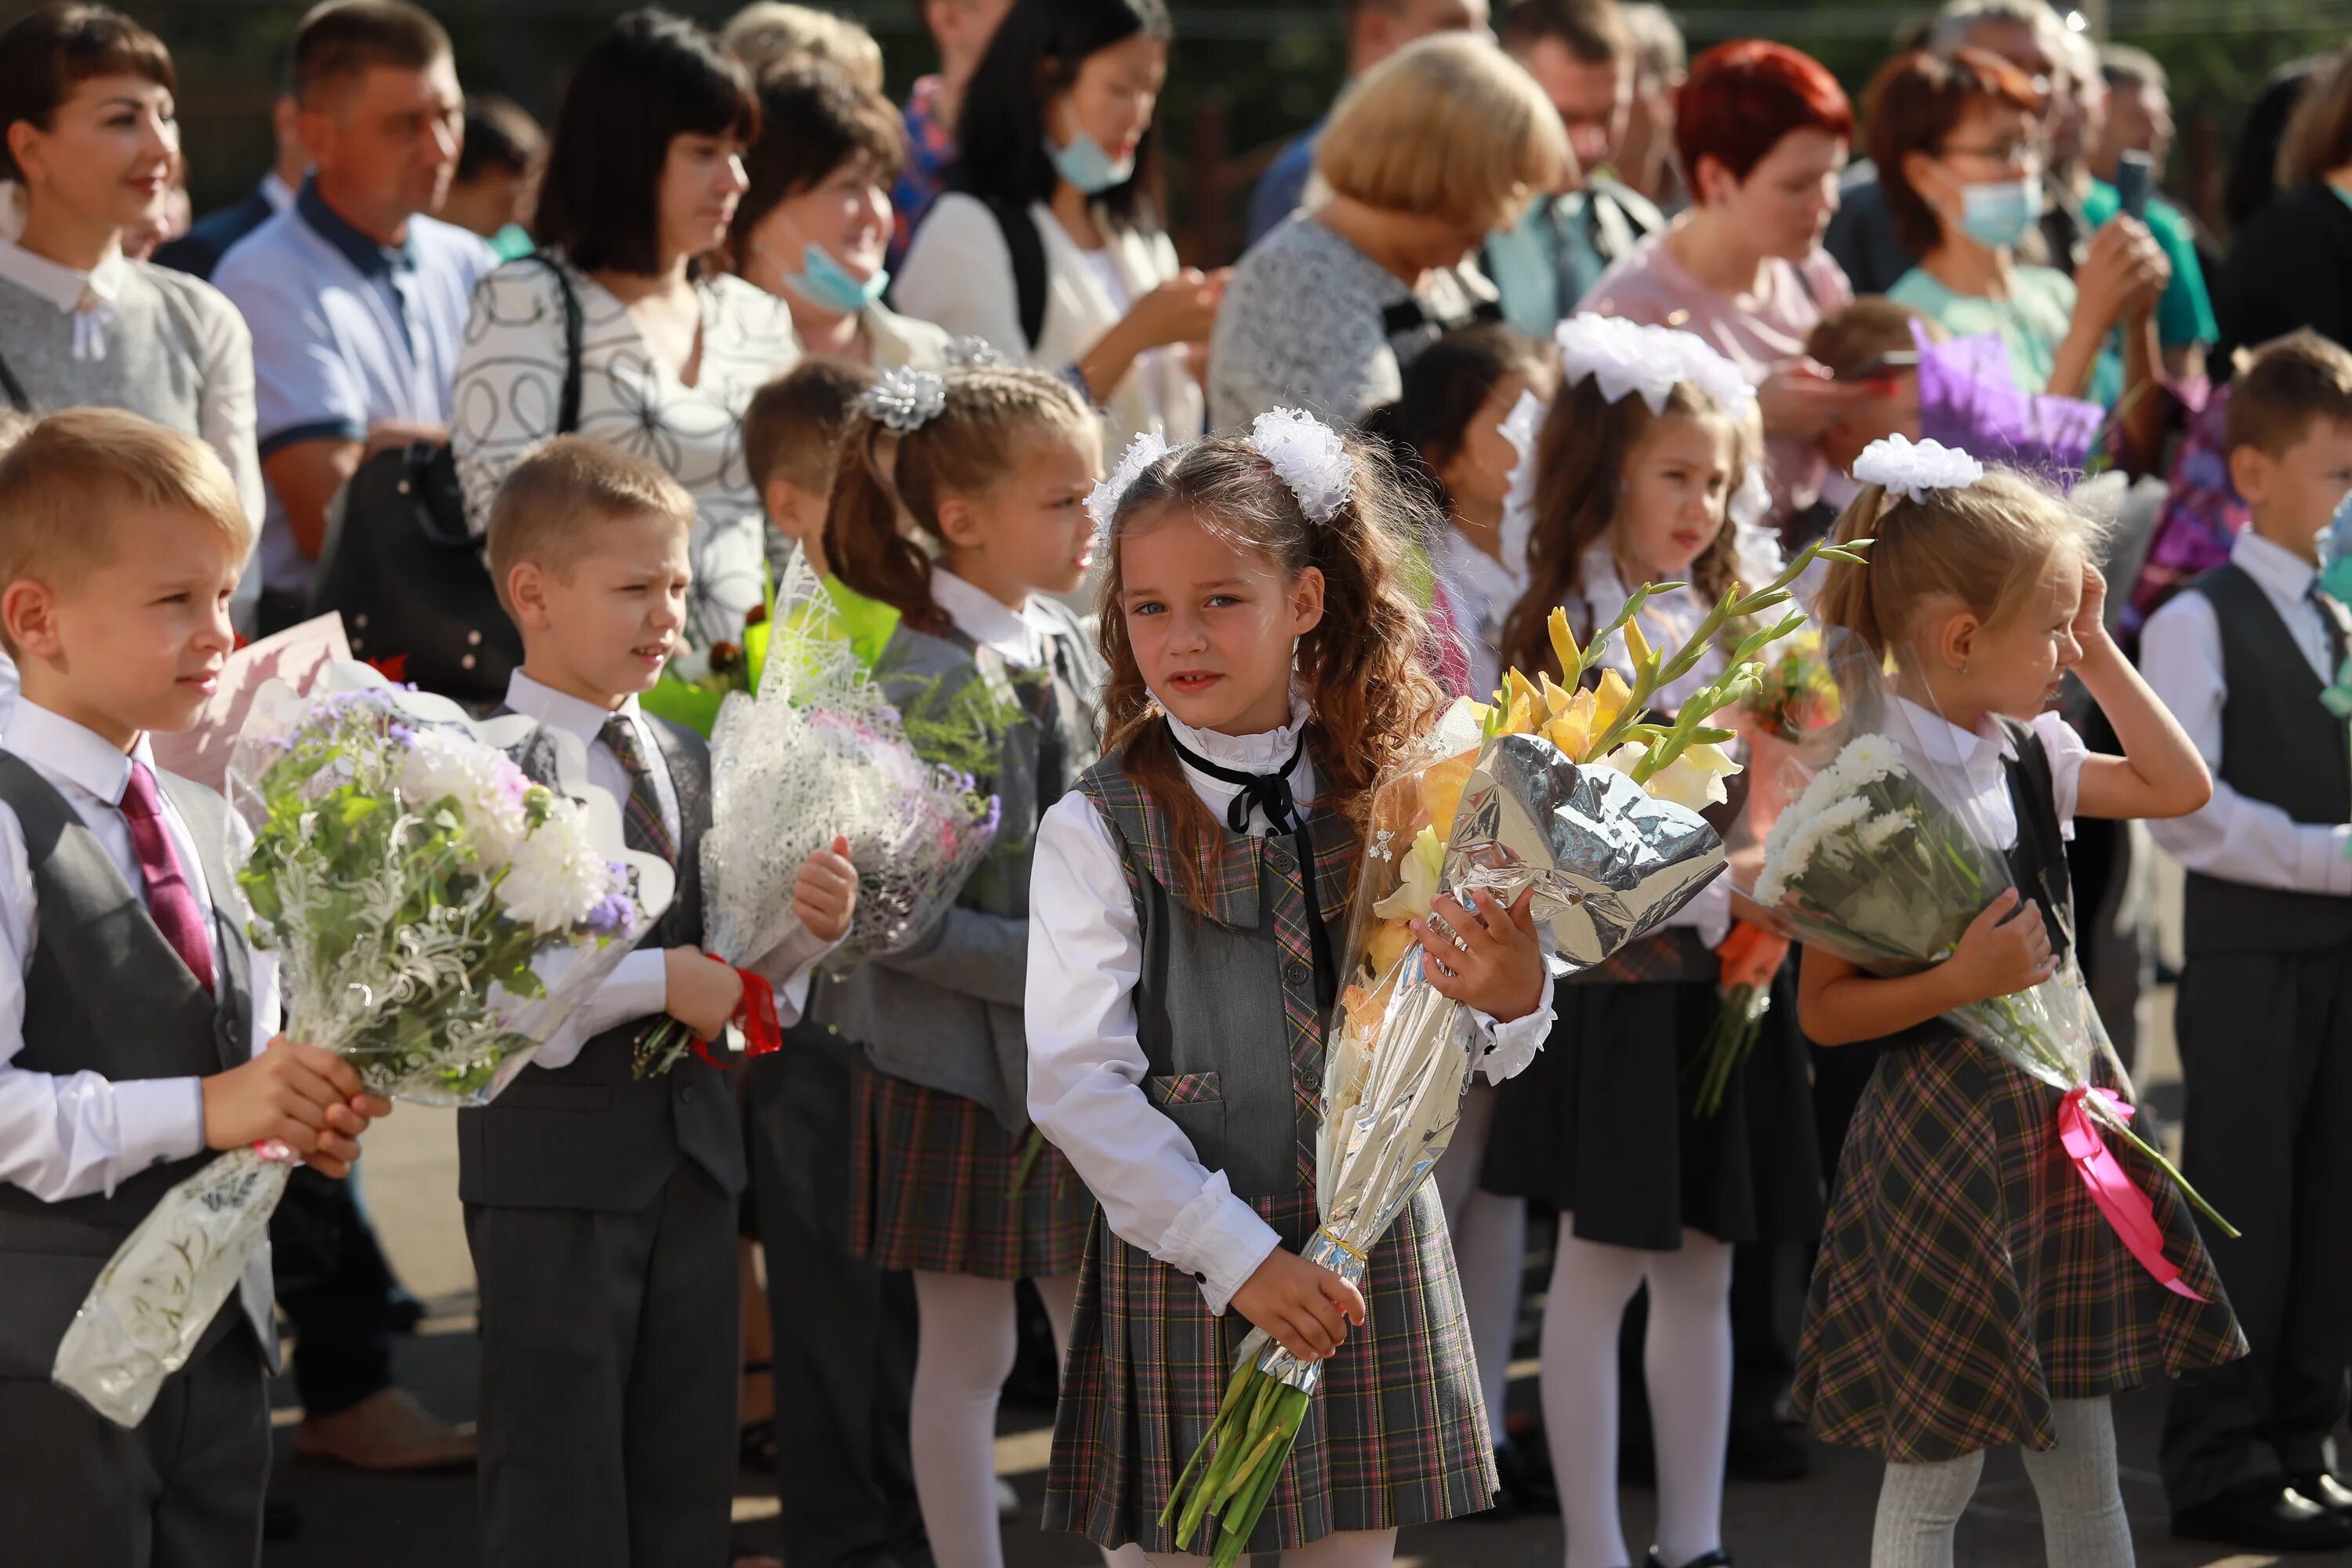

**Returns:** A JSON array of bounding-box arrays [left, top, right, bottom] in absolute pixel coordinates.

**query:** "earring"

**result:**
[[1958, 661, 1970, 675]]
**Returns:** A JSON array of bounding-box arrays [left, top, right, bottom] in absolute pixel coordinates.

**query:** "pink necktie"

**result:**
[[119, 761, 216, 996]]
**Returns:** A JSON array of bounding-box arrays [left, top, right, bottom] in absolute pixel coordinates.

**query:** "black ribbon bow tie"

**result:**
[[1166, 724, 1334, 1010]]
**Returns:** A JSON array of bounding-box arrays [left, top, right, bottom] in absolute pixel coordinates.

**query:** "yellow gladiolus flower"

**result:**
[[1624, 615, 1653, 671], [1548, 606, 1581, 676]]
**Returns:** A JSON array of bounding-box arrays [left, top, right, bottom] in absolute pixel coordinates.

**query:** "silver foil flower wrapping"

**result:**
[[1261, 730, 1725, 1398]]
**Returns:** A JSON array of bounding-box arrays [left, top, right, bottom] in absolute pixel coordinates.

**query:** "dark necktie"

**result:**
[[120, 761, 216, 995], [1165, 726, 1336, 1011], [601, 715, 677, 866]]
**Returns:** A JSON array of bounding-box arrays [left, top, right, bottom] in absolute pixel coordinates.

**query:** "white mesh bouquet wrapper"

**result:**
[[54, 662, 672, 1426], [704, 552, 999, 969]]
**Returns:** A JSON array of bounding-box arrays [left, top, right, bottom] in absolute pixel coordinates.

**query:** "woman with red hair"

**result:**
[[1582, 38, 1871, 538]]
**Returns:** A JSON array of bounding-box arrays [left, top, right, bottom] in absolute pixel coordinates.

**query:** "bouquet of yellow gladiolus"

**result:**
[[1163, 536, 1861, 1563]]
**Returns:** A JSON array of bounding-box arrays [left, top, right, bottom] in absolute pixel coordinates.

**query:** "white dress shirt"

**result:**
[[0, 702, 281, 1202], [1889, 695, 2088, 851], [1026, 694, 1558, 1315], [2139, 528, 2352, 892], [928, 566, 1068, 671], [504, 672, 830, 1069]]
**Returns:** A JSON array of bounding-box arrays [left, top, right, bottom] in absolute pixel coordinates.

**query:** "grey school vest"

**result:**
[[0, 260, 219, 432], [0, 753, 272, 1377], [2181, 564, 2352, 956], [1076, 744, 1357, 1200], [457, 717, 746, 1213]]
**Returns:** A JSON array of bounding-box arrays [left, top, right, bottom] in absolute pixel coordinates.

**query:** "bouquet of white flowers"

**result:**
[[53, 665, 670, 1425], [628, 553, 1000, 1076]]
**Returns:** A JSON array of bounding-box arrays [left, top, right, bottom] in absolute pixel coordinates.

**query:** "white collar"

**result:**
[[504, 670, 642, 749], [1577, 537, 1716, 694], [2230, 528, 2319, 604], [7, 699, 148, 807], [261, 172, 298, 213], [0, 235, 125, 314], [1432, 522, 1524, 612], [1893, 692, 2020, 779], [1161, 688, 1312, 778], [928, 566, 1065, 670]]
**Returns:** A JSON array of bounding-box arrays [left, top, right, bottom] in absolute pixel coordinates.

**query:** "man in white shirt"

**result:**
[[2140, 331, 2352, 1552]]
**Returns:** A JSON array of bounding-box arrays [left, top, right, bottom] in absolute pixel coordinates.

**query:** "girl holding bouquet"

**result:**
[[1481, 317, 1825, 1568], [818, 362, 1106, 1568], [1794, 446, 2244, 1567], [1026, 415, 1554, 1562]]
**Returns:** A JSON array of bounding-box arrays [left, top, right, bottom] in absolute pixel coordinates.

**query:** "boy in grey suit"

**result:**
[[0, 411, 387, 1567], [461, 438, 855, 1568]]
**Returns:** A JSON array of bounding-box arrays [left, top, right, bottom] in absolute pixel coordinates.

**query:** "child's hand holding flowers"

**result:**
[[792, 833, 858, 944], [1410, 887, 1544, 1021]]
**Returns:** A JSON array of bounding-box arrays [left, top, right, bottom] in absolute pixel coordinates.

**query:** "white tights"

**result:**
[[910, 1270, 1080, 1568], [1104, 1527, 1400, 1566], [1541, 1225, 1735, 1568], [1432, 1084, 1526, 1444], [1870, 1397, 2132, 1568]]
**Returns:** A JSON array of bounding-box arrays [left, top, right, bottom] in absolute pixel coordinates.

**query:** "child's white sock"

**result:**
[[1872, 1450, 1985, 1568], [1641, 1233, 1735, 1568], [1433, 1085, 1528, 1444], [2017, 1397, 2134, 1568], [909, 1271, 1078, 1568]]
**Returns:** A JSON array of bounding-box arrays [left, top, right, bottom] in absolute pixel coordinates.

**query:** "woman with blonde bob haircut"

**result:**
[[1210, 34, 1570, 427]]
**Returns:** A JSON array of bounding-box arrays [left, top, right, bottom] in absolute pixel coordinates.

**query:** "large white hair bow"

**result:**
[[1852, 434, 1984, 502]]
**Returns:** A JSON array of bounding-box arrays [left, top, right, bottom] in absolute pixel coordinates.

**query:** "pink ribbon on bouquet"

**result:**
[[2056, 1087, 2205, 1301]]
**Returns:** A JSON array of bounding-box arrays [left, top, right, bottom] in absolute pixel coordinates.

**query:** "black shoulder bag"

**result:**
[[309, 254, 582, 706]]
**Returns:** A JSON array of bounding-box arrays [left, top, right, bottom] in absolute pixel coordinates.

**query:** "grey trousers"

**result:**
[[748, 1023, 927, 1568], [468, 1156, 739, 1568], [2162, 946, 2352, 1508], [0, 1319, 267, 1568]]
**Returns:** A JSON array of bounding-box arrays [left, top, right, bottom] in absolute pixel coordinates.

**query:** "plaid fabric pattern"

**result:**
[[1564, 927, 1720, 988], [1795, 1036, 2248, 1461], [600, 715, 677, 866], [850, 1068, 1094, 1279], [1044, 749, 1497, 1549]]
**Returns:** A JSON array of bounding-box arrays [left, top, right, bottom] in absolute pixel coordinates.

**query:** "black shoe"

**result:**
[[2172, 1479, 2352, 1552], [385, 1286, 425, 1334], [1726, 1421, 1811, 1483], [1646, 1552, 1734, 1568], [2294, 1471, 2352, 1513], [263, 1499, 302, 1544]]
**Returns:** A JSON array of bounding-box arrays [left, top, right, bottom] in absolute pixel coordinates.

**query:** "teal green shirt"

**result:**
[[486, 223, 535, 262], [1887, 263, 2122, 407], [2081, 180, 2216, 349]]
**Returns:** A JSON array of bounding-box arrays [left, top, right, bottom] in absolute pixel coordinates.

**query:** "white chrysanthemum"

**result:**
[[499, 795, 612, 934], [1859, 808, 1916, 851], [400, 730, 528, 866], [1835, 733, 1905, 789], [1087, 430, 1172, 547], [1802, 795, 1874, 867], [1250, 407, 1356, 522], [1852, 434, 1983, 501]]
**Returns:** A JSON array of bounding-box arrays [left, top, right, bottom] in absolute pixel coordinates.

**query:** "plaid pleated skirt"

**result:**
[[850, 1067, 1094, 1279], [1795, 1033, 2248, 1462], [1044, 1178, 1496, 1552]]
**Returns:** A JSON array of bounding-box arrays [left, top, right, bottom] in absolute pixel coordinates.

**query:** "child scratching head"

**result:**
[[1815, 437, 2105, 728], [1498, 316, 1764, 680], [824, 362, 1099, 628], [1094, 411, 1443, 895]]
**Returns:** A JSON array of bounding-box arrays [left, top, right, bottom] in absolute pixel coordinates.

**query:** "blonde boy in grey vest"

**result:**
[[2144, 329, 2352, 1552], [0, 409, 388, 1568]]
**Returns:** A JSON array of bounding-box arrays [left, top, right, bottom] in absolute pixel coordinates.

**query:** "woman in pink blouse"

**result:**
[[1581, 39, 1871, 535]]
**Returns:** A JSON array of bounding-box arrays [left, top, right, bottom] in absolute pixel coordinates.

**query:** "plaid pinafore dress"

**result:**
[[1794, 722, 2246, 1461], [1044, 748, 1497, 1552]]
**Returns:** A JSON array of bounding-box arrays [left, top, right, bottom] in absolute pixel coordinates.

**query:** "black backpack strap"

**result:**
[[982, 194, 1048, 352], [0, 342, 35, 416], [535, 253, 585, 434]]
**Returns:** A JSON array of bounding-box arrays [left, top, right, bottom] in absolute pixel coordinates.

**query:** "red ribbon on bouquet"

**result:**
[[2056, 1087, 2205, 1301], [691, 967, 786, 1069]]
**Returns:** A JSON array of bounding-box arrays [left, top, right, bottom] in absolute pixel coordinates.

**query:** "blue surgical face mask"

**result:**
[[780, 240, 888, 315], [1955, 172, 2041, 250], [1044, 128, 1134, 195]]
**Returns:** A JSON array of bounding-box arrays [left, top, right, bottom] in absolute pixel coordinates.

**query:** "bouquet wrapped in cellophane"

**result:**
[[1735, 633, 2234, 1293], [631, 551, 1001, 1076], [1164, 539, 1857, 1562], [54, 664, 670, 1425]]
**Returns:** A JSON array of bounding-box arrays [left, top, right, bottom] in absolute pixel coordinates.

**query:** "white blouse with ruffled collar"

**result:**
[[1025, 698, 1555, 1317]]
